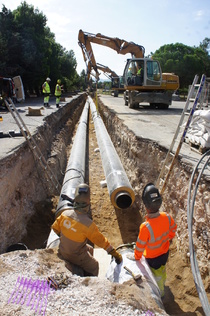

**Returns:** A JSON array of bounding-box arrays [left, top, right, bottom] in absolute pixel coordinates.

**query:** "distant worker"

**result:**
[[128, 183, 177, 297], [55, 79, 63, 108], [51, 183, 122, 276], [136, 64, 144, 85], [42, 77, 51, 108]]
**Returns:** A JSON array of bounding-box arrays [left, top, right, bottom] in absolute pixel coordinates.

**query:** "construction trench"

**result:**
[[0, 93, 209, 315]]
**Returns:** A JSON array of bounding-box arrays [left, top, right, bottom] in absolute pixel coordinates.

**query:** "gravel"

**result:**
[[0, 249, 168, 316]]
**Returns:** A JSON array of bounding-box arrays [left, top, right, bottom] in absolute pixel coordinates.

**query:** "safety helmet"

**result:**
[[57, 79, 61, 84], [74, 183, 90, 207], [46, 77, 51, 81], [142, 183, 162, 213]]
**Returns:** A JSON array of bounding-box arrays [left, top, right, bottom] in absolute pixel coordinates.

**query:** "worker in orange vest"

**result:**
[[128, 183, 177, 297], [52, 183, 122, 276]]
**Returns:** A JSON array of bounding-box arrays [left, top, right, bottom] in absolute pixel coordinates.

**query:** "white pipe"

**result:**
[[89, 96, 135, 209], [46, 100, 89, 248], [55, 100, 89, 218]]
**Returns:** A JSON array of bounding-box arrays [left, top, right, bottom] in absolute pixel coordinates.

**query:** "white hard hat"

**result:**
[[46, 77, 51, 81]]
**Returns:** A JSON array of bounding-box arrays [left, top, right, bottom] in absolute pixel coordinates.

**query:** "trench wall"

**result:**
[[0, 93, 87, 253], [98, 97, 209, 276]]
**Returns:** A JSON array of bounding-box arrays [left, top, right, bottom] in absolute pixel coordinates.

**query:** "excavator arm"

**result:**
[[96, 63, 119, 80], [78, 30, 145, 59], [78, 29, 144, 82], [78, 41, 100, 80]]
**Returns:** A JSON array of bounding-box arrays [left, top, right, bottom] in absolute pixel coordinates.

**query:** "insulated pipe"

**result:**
[[89, 96, 135, 209], [55, 100, 89, 218]]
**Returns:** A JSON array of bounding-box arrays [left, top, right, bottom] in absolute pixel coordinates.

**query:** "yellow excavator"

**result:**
[[95, 63, 118, 81], [95, 63, 124, 97], [78, 32, 124, 96], [78, 30, 179, 109]]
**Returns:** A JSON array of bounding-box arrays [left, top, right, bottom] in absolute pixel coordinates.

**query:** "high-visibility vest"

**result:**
[[42, 82, 50, 94], [137, 68, 143, 76], [134, 212, 177, 260], [55, 84, 61, 97]]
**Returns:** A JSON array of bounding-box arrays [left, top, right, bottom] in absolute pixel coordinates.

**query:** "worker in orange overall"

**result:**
[[128, 183, 177, 297], [52, 183, 122, 276]]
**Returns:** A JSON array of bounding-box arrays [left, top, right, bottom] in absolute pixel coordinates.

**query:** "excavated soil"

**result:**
[[0, 94, 209, 315]]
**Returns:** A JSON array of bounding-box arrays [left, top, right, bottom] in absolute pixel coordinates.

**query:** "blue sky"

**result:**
[[1, 0, 210, 79]]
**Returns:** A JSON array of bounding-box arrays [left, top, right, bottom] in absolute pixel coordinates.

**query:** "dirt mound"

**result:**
[[0, 248, 168, 315]]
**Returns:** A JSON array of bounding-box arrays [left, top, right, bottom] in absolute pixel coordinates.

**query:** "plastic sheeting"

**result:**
[[106, 248, 164, 310], [186, 109, 210, 149]]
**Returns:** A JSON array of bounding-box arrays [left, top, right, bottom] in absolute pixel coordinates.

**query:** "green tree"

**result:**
[[152, 42, 210, 89], [199, 37, 210, 54], [77, 69, 88, 91], [13, 2, 51, 93], [199, 38, 210, 75], [0, 5, 20, 75], [0, 2, 81, 95]]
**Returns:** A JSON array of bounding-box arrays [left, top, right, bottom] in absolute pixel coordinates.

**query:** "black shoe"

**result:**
[[56, 104, 60, 108]]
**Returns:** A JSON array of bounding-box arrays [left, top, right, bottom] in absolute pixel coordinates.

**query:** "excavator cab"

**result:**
[[123, 58, 162, 88], [111, 76, 124, 89], [123, 58, 179, 109]]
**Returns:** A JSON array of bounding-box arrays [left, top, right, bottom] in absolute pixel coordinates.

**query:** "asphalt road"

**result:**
[[0, 96, 76, 159], [0, 93, 208, 176], [98, 93, 206, 170]]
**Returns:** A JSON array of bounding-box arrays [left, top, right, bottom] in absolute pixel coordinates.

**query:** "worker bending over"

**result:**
[[52, 183, 122, 276], [128, 183, 177, 297]]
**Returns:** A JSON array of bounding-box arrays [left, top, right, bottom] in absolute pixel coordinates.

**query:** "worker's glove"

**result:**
[[126, 253, 136, 261], [108, 248, 122, 264]]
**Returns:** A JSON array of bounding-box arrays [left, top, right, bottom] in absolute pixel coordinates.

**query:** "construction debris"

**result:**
[[27, 107, 44, 116]]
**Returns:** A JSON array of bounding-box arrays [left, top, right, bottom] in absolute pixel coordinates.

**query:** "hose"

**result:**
[[187, 149, 210, 315]]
